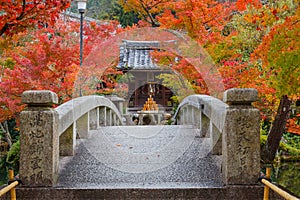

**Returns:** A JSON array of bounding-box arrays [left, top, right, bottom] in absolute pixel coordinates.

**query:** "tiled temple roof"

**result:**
[[117, 40, 161, 70]]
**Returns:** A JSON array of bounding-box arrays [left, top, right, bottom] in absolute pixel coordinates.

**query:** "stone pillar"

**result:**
[[201, 114, 210, 138], [222, 88, 260, 185], [89, 108, 99, 130], [123, 114, 133, 125], [107, 109, 112, 126], [112, 113, 116, 126], [184, 107, 188, 125], [20, 90, 59, 187], [189, 106, 197, 127], [76, 113, 89, 138], [59, 122, 76, 156], [118, 101, 124, 114], [138, 113, 143, 125], [195, 110, 201, 129], [183, 107, 187, 125], [107, 96, 125, 115], [177, 111, 182, 125], [186, 107, 189, 125], [99, 107, 106, 126], [124, 101, 128, 115], [157, 113, 162, 124], [211, 124, 222, 155]]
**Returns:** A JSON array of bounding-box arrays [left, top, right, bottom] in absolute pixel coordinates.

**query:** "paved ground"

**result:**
[[58, 125, 223, 189]]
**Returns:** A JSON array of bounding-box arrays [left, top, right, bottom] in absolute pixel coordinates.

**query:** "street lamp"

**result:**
[[77, 0, 87, 96], [77, 0, 87, 67]]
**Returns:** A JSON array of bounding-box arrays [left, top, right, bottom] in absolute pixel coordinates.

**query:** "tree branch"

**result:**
[[139, 1, 160, 27], [16, 0, 27, 20]]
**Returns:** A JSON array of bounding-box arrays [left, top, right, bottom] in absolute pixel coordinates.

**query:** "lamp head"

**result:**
[[76, 0, 87, 14]]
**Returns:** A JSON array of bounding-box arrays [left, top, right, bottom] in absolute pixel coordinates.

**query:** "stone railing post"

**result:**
[[222, 88, 260, 185], [20, 90, 59, 187], [99, 107, 107, 126]]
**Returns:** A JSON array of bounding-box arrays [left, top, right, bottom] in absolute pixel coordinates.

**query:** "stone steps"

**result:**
[[13, 186, 271, 200]]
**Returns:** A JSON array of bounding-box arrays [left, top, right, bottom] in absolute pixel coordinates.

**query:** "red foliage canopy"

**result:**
[[0, 0, 71, 36]]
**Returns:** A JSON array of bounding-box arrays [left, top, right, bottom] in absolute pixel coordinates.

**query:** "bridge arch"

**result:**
[[55, 94, 123, 156], [56, 94, 123, 134]]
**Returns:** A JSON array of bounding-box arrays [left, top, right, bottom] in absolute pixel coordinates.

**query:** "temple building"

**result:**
[[117, 40, 174, 113]]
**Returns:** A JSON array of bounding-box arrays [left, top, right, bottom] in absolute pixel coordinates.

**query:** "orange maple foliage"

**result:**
[[120, 0, 234, 45], [151, 50, 209, 95], [157, 0, 234, 45], [236, 0, 261, 11], [286, 114, 300, 135], [251, 6, 300, 108], [206, 0, 299, 119]]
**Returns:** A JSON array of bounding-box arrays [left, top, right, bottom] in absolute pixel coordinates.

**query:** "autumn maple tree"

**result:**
[[0, 2, 71, 168], [206, 0, 299, 162], [252, 3, 300, 162], [0, 1, 70, 150], [0, 13, 123, 150], [0, 19, 80, 148], [0, 0, 71, 36]]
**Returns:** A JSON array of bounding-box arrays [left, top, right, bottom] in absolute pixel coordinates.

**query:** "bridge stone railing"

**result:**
[[173, 88, 260, 185], [19, 90, 123, 187]]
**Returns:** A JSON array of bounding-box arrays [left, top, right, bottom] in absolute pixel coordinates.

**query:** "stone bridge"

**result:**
[[12, 88, 280, 199]]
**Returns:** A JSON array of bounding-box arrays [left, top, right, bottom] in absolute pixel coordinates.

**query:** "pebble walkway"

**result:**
[[58, 125, 223, 188]]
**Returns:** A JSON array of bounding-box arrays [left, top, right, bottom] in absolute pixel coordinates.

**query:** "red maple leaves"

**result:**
[[0, 0, 71, 36]]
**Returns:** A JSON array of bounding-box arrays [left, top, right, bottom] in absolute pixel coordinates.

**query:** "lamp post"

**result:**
[[77, 0, 87, 96]]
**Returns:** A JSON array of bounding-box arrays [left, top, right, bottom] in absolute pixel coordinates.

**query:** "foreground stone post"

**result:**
[[20, 90, 59, 187], [222, 88, 261, 185]]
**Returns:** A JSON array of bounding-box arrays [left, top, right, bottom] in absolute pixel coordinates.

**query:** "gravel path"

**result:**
[[58, 125, 223, 188]]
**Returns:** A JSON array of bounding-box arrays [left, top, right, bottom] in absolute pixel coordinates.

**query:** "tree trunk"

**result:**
[[262, 95, 291, 163], [0, 121, 12, 147]]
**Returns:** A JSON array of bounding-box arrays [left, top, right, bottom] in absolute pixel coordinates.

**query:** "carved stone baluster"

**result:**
[[20, 90, 59, 187], [222, 88, 260, 185]]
